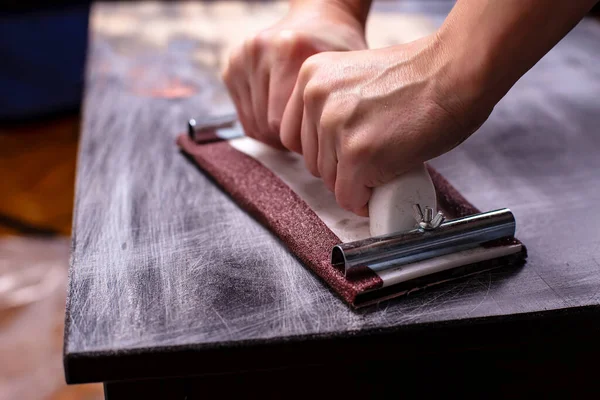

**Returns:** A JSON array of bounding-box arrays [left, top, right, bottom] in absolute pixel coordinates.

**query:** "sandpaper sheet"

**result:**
[[178, 134, 525, 306]]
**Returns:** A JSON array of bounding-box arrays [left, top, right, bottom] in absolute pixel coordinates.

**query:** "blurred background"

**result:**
[[1, 1, 599, 399], [0, 1, 100, 398]]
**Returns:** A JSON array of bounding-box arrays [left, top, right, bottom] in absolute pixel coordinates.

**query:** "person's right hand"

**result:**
[[222, 1, 368, 149]]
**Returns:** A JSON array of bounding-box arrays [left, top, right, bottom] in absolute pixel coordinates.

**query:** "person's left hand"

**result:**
[[280, 35, 491, 216]]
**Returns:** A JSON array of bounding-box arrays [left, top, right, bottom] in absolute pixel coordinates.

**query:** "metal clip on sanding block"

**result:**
[[188, 113, 241, 143], [333, 208, 518, 277], [334, 165, 523, 297]]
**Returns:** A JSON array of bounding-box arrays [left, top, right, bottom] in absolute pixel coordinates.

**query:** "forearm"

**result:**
[[439, 0, 598, 111], [290, 0, 372, 27]]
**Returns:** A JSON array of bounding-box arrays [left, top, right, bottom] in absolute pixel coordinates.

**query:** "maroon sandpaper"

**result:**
[[177, 134, 524, 306], [178, 134, 382, 304]]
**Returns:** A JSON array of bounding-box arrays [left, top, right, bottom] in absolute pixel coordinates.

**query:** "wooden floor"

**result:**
[[0, 116, 103, 399]]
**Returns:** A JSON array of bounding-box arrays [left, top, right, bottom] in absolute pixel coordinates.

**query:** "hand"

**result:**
[[280, 35, 491, 216], [222, 1, 368, 149]]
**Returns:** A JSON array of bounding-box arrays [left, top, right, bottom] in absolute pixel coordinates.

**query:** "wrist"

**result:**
[[289, 0, 370, 30], [434, 0, 598, 121], [431, 23, 502, 130], [381, 31, 494, 137]]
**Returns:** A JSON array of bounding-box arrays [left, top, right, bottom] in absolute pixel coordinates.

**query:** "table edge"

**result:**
[[64, 304, 600, 384]]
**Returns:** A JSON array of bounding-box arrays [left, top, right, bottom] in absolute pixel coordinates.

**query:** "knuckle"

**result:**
[[268, 117, 281, 134], [319, 109, 342, 133], [341, 136, 371, 165], [242, 36, 266, 67], [302, 54, 321, 73], [273, 30, 301, 50], [298, 54, 322, 82], [297, 65, 312, 86], [253, 31, 271, 51], [303, 80, 326, 104], [274, 31, 316, 59]]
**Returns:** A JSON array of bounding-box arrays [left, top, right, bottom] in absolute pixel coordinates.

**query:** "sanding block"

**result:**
[[181, 115, 526, 307]]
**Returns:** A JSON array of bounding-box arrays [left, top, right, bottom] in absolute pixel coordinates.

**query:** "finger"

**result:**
[[223, 51, 259, 139], [250, 65, 270, 137], [250, 67, 285, 149], [267, 57, 304, 134], [335, 161, 372, 217], [229, 80, 260, 140], [280, 79, 305, 154], [300, 105, 319, 177], [317, 123, 338, 192]]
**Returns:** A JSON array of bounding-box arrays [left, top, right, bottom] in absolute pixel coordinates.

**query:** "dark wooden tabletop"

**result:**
[[64, 1, 600, 385]]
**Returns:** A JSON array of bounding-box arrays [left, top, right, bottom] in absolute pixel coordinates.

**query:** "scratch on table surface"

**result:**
[[65, 2, 600, 358], [396, 280, 472, 324], [535, 269, 572, 308], [212, 307, 233, 336], [588, 258, 600, 302], [466, 272, 492, 317]]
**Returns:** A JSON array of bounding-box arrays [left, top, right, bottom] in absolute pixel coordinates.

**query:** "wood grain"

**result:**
[[65, 1, 600, 385]]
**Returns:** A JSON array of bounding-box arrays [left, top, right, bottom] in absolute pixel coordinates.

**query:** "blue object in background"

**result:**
[[0, 4, 90, 121]]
